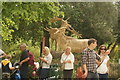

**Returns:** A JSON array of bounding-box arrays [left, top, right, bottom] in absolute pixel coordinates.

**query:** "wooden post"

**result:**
[[40, 37, 45, 57]]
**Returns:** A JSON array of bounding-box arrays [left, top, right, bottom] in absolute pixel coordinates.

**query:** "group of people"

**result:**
[[0, 43, 53, 80], [60, 38, 110, 80], [0, 38, 110, 80], [81, 38, 110, 80]]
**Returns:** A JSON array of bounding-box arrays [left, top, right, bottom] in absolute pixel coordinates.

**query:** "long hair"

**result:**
[[44, 46, 50, 55], [98, 45, 107, 55]]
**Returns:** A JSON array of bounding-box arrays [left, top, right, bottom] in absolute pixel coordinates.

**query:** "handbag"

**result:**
[[76, 52, 88, 79], [76, 67, 85, 80]]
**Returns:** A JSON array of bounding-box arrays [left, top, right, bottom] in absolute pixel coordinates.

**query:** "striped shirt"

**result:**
[[82, 48, 101, 73]]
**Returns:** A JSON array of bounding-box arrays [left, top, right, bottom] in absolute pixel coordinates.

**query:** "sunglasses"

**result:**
[[100, 48, 106, 50]]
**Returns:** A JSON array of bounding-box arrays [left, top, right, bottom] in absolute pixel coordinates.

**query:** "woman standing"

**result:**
[[97, 45, 110, 80], [61, 47, 75, 80], [39, 46, 52, 80]]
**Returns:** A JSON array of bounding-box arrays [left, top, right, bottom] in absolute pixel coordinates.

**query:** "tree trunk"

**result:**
[[107, 42, 112, 49], [44, 30, 49, 47], [43, 21, 50, 48]]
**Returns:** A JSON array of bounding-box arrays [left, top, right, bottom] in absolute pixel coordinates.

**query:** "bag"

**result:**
[[61, 63, 65, 70], [76, 67, 85, 80], [27, 50, 35, 66]]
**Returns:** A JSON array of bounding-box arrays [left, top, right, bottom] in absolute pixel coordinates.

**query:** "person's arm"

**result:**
[[9, 62, 15, 70], [65, 53, 74, 63], [96, 53, 101, 62], [82, 64, 88, 78], [0, 49, 6, 58], [39, 57, 48, 64], [81, 52, 88, 78], [0, 53, 6, 58], [20, 57, 30, 65], [20, 51, 30, 65], [96, 60, 101, 65]]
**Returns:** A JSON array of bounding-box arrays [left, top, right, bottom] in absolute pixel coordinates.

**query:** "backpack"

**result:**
[[27, 50, 35, 66]]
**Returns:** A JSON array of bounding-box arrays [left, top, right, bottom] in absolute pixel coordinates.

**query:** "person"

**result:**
[[2, 55, 15, 78], [39, 46, 52, 80], [0, 49, 6, 58], [81, 38, 101, 80], [32, 62, 40, 77], [19, 43, 30, 80], [97, 45, 110, 80], [61, 47, 75, 80]]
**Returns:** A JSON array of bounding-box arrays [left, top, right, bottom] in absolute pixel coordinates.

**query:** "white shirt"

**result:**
[[61, 52, 74, 70], [42, 53, 52, 68], [97, 55, 110, 74], [0, 49, 5, 55], [34, 62, 39, 69]]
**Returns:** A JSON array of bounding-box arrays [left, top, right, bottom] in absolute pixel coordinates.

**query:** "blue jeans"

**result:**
[[98, 73, 108, 80], [86, 72, 99, 80]]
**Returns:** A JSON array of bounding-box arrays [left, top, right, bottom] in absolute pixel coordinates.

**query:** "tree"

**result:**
[[2, 2, 64, 46], [59, 2, 117, 45]]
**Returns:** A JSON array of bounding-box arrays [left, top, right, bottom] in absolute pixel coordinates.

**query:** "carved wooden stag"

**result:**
[[54, 28, 89, 53], [47, 17, 82, 51], [51, 17, 82, 37], [46, 27, 89, 53], [44, 27, 58, 50], [60, 19, 82, 37]]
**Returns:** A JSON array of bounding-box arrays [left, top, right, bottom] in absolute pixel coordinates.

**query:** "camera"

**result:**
[[15, 65, 19, 69], [14, 62, 20, 69]]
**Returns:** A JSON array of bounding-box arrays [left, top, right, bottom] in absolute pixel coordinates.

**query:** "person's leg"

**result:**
[[98, 73, 103, 80], [104, 73, 108, 80], [39, 69, 50, 80], [67, 69, 73, 80], [93, 73, 99, 80], [20, 66, 29, 80], [86, 72, 94, 80], [100, 73, 108, 80], [63, 70, 68, 80], [45, 69, 50, 78]]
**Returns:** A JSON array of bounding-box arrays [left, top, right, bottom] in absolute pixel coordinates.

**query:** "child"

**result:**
[[2, 55, 15, 78]]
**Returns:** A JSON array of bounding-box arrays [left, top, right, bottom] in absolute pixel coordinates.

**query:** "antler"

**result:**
[[66, 17, 70, 21], [44, 27, 50, 31], [50, 17, 63, 23], [67, 25, 82, 38]]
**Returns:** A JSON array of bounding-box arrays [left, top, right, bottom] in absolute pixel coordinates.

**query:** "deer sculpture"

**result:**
[[46, 17, 82, 51], [45, 27, 88, 53]]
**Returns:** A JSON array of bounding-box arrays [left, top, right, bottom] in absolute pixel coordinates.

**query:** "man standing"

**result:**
[[82, 38, 101, 80], [19, 43, 29, 80]]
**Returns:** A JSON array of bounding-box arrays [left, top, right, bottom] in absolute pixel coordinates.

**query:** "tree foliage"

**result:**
[[59, 2, 117, 45], [114, 2, 120, 44], [2, 2, 64, 45]]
